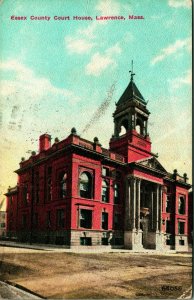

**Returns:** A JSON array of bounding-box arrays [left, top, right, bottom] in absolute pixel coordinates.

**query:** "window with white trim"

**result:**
[[79, 172, 92, 199], [79, 209, 92, 229]]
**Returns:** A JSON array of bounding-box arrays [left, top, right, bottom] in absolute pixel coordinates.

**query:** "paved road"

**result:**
[[0, 281, 41, 299]]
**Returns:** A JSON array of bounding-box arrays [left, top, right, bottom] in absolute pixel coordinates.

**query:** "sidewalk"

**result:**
[[0, 240, 191, 256], [0, 281, 42, 299]]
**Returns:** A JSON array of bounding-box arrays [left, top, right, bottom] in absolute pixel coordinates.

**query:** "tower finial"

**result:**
[[129, 60, 135, 82]]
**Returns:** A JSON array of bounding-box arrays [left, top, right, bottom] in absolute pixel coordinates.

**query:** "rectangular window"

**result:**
[[166, 239, 171, 245], [57, 209, 65, 227], [22, 214, 27, 227], [102, 180, 109, 203], [178, 222, 185, 234], [48, 166, 52, 175], [166, 196, 171, 213], [167, 186, 171, 193], [102, 212, 108, 230], [47, 177, 52, 201], [166, 220, 171, 233], [35, 184, 40, 203], [102, 189, 109, 202], [46, 211, 51, 228], [22, 185, 29, 205], [102, 167, 109, 177], [79, 209, 92, 229], [101, 238, 109, 245], [9, 196, 13, 206], [114, 184, 119, 204], [35, 171, 40, 203], [47, 167, 52, 201], [178, 196, 185, 214], [33, 213, 38, 226], [0, 223, 5, 228], [179, 240, 185, 245], [80, 237, 92, 246]]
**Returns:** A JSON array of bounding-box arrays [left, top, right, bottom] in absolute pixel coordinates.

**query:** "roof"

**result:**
[[117, 79, 146, 106], [15, 134, 126, 174], [4, 185, 18, 196], [131, 156, 167, 176]]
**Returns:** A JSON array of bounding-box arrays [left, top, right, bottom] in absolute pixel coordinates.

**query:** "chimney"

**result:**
[[39, 134, 51, 152]]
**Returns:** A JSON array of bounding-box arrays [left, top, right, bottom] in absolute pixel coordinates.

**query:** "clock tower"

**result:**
[[110, 67, 153, 163]]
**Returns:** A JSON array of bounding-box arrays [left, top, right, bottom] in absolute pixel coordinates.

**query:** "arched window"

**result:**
[[136, 118, 144, 135], [114, 183, 119, 204], [102, 180, 109, 203], [136, 124, 141, 134], [120, 126, 127, 136], [60, 173, 67, 198], [79, 172, 92, 199], [119, 119, 128, 136], [178, 196, 185, 214]]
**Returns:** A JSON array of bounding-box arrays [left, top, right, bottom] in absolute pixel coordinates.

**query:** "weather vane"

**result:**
[[129, 60, 135, 81]]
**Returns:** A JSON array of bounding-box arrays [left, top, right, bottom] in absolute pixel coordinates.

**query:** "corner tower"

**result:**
[[110, 68, 153, 163]]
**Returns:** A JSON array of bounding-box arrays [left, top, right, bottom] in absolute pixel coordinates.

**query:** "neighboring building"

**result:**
[[0, 211, 6, 237], [5, 186, 18, 238], [5, 73, 191, 251], [188, 191, 193, 246]]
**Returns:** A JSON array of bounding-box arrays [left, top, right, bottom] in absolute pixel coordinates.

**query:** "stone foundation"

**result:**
[[71, 230, 124, 247], [124, 229, 143, 250], [16, 230, 71, 245], [144, 231, 164, 250], [175, 235, 188, 251]]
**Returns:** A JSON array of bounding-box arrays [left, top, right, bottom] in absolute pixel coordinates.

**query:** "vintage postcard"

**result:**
[[0, 0, 192, 299]]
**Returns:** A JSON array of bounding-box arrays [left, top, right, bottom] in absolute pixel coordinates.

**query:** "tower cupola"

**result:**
[[110, 63, 152, 163]]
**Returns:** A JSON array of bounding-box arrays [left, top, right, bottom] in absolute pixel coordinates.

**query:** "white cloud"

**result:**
[[95, 0, 121, 15], [78, 22, 98, 39], [65, 36, 95, 54], [168, 0, 191, 8], [168, 69, 192, 89], [95, 0, 131, 15], [151, 38, 191, 65], [106, 43, 121, 55], [86, 53, 114, 76], [65, 0, 128, 56], [65, 15, 107, 54], [0, 59, 80, 105], [85, 43, 121, 76], [0, 59, 82, 200]]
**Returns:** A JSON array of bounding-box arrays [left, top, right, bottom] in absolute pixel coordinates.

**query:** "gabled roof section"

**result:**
[[117, 79, 146, 106], [136, 156, 167, 174]]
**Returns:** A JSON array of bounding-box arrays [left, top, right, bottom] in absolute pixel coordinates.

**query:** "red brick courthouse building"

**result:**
[[6, 73, 191, 251]]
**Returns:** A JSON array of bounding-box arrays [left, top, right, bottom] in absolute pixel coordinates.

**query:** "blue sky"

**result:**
[[0, 0, 192, 206]]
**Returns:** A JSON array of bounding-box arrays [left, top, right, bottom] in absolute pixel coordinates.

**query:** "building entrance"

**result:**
[[140, 214, 149, 248]]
